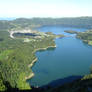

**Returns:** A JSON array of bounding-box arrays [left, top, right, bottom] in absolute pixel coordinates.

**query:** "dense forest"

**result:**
[[0, 24, 58, 91]]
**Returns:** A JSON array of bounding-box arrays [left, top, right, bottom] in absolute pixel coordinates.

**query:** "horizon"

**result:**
[[0, 16, 92, 21], [0, 0, 92, 18]]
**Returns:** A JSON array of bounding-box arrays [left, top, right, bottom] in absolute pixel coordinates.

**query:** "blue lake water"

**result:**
[[29, 26, 92, 87]]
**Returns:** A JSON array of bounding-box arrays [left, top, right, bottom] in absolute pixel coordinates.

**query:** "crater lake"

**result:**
[[28, 26, 92, 87]]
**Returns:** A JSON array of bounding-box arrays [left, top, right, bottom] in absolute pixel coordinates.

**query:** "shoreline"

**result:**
[[25, 72, 34, 80], [25, 45, 56, 80], [9, 29, 57, 80]]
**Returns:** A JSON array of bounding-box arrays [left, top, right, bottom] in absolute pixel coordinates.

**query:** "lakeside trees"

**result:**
[[77, 30, 92, 45], [0, 26, 58, 91]]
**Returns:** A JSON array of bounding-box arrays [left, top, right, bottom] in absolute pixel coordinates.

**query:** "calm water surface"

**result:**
[[29, 26, 92, 87]]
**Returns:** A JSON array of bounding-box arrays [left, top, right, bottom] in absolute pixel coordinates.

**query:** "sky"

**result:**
[[0, 0, 92, 18]]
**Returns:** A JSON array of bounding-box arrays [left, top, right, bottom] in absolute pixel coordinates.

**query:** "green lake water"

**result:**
[[29, 26, 92, 87]]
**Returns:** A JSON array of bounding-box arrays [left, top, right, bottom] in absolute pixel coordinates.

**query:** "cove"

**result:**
[[28, 26, 92, 87]]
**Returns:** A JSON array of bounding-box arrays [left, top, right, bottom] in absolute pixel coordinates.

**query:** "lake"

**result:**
[[28, 26, 92, 87]]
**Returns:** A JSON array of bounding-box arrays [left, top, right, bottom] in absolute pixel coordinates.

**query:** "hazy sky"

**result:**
[[0, 0, 92, 18]]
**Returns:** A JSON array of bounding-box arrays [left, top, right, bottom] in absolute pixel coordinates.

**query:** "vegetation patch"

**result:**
[[77, 30, 92, 46], [0, 24, 63, 91]]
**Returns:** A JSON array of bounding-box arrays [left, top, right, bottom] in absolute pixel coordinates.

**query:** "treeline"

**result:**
[[11, 17, 92, 29], [0, 21, 15, 30], [0, 29, 56, 91], [1, 17, 92, 30]]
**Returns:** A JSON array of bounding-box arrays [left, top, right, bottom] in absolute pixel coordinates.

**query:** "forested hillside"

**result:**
[[11, 17, 92, 29]]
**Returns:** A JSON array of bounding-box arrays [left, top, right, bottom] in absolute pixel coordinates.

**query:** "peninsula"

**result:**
[[0, 26, 64, 91]]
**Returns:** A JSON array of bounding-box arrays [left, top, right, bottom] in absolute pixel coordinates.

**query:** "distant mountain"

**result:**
[[12, 17, 92, 29]]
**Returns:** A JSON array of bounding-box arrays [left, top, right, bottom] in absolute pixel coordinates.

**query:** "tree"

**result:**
[[0, 72, 6, 91]]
